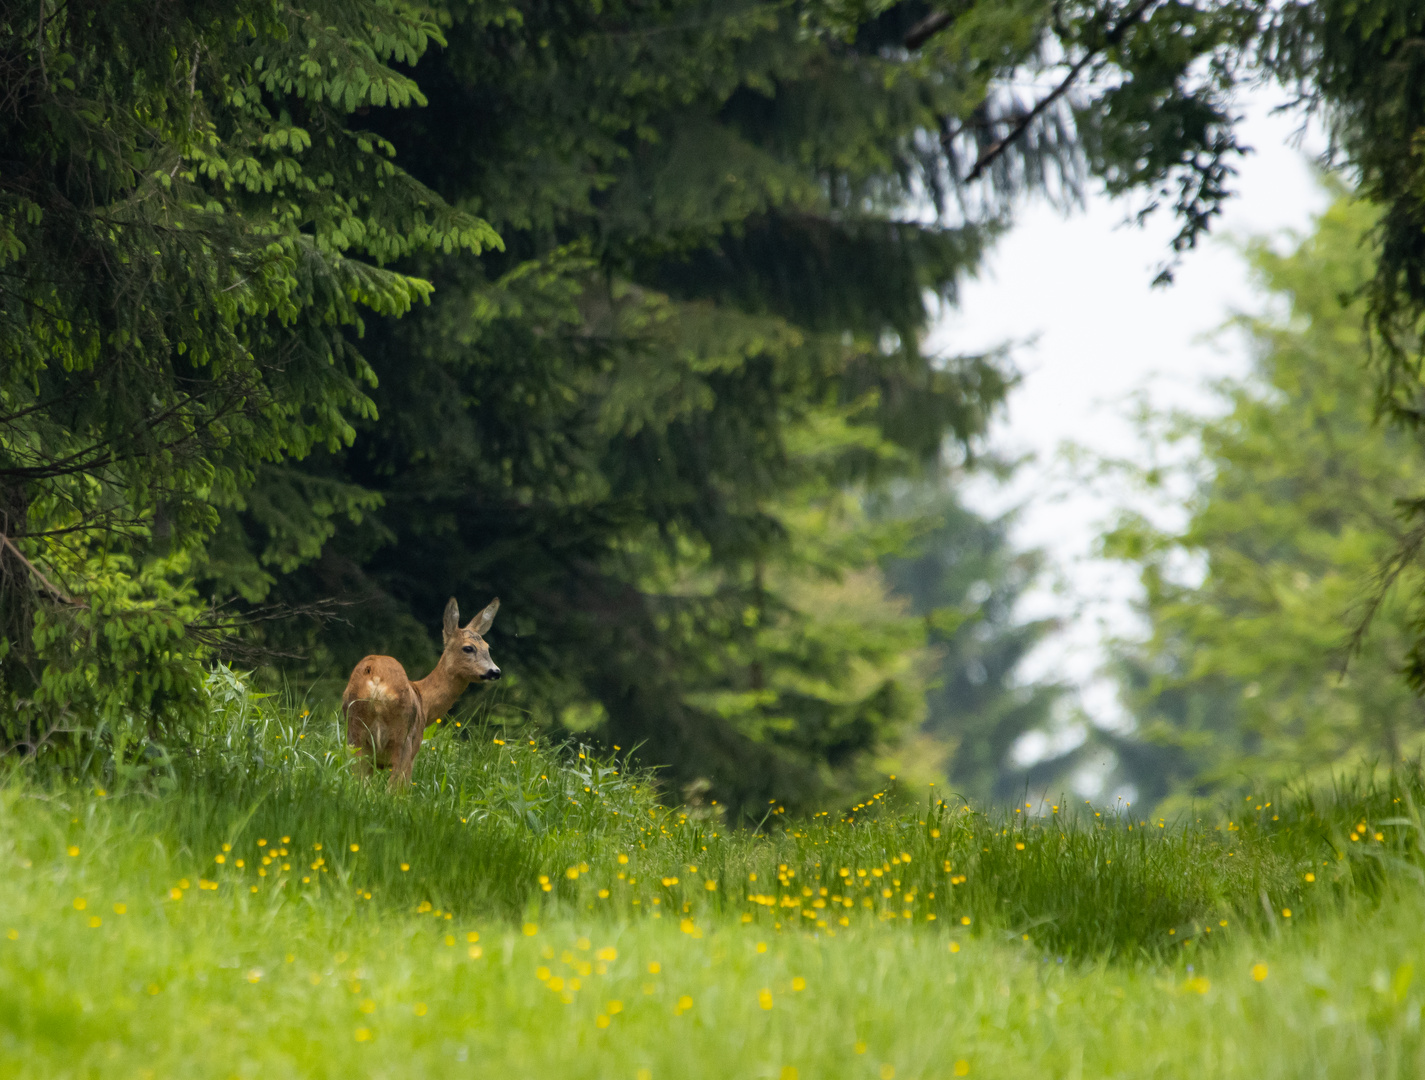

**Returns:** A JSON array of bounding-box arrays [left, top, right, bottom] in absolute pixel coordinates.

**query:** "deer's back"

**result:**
[[343, 655, 421, 761]]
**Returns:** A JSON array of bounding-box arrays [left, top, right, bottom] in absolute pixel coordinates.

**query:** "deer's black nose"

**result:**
[[482, 667, 502, 681]]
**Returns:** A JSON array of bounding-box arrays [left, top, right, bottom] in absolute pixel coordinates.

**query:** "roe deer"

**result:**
[[342, 596, 501, 785]]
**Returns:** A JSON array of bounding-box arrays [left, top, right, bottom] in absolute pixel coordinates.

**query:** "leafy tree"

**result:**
[[0, 0, 496, 754], [1101, 195, 1425, 810]]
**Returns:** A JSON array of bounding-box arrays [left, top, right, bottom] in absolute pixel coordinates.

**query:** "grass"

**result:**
[[5, 672, 1425, 1076]]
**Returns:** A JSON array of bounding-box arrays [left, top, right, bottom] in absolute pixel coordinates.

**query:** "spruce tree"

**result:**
[[0, 0, 495, 753]]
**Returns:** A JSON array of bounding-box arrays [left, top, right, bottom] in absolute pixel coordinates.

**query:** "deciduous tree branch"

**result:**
[[0, 531, 81, 605]]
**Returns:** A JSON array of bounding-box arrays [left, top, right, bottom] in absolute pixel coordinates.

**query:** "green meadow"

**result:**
[[4, 681, 1425, 1078]]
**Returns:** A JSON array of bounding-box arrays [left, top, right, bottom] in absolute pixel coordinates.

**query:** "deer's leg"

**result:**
[[345, 703, 388, 781], [387, 726, 409, 789], [391, 721, 425, 789], [387, 747, 407, 790], [345, 707, 375, 780], [389, 747, 413, 789], [351, 745, 375, 780]]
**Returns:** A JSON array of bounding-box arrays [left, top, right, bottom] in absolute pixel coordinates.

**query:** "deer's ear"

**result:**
[[442, 597, 461, 642], [468, 597, 500, 636]]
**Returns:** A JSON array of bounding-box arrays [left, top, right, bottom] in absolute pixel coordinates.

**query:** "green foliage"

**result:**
[[17, 550, 211, 760], [0, 0, 496, 750], [1101, 195, 1425, 808], [1261, 1, 1425, 412], [1075, 0, 1264, 275], [1224, 1, 1425, 672]]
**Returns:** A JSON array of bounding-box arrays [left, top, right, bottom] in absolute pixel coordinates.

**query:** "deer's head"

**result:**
[[441, 597, 502, 683]]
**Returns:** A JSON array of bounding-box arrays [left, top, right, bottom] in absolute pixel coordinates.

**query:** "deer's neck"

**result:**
[[412, 653, 470, 722]]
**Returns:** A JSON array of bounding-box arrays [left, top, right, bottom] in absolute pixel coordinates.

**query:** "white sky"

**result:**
[[930, 87, 1330, 749]]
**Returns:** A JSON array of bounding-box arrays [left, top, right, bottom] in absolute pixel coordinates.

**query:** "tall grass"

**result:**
[[19, 669, 1425, 960]]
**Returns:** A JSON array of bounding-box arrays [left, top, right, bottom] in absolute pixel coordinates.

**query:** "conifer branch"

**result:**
[[904, 10, 954, 51], [1344, 516, 1425, 670], [965, 0, 1157, 183]]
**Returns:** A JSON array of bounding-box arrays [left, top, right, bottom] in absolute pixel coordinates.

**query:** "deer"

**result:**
[[342, 596, 501, 786]]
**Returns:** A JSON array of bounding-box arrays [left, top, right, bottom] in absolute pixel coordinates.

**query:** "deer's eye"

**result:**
[[462, 645, 475, 654]]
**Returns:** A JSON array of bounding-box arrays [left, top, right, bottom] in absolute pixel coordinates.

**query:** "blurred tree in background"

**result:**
[[878, 481, 1069, 804], [1101, 195, 1425, 811]]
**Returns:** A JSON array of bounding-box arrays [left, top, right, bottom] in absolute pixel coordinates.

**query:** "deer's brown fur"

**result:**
[[342, 597, 501, 786]]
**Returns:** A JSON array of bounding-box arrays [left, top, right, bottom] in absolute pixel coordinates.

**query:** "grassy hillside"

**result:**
[[4, 676, 1425, 1077]]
